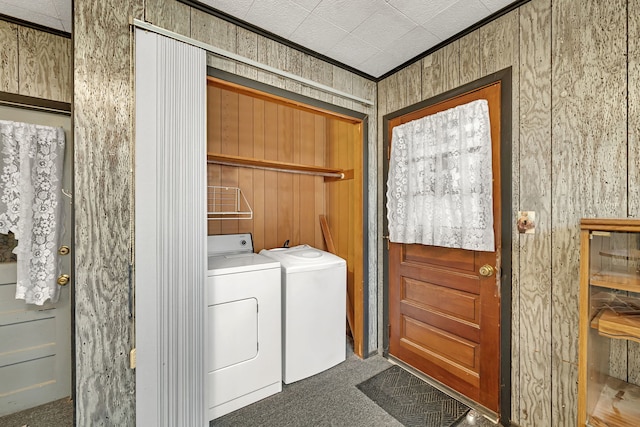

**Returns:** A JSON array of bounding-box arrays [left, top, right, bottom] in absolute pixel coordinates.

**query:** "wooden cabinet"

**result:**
[[578, 219, 640, 426]]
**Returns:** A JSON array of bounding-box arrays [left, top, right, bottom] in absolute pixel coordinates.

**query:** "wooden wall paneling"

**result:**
[[347, 121, 356, 292], [353, 122, 367, 352], [314, 115, 326, 249], [421, 40, 460, 101], [551, 1, 627, 425], [18, 27, 71, 103], [307, 56, 334, 104], [191, 9, 237, 73], [145, 0, 191, 36], [325, 119, 337, 247], [459, 30, 480, 86], [342, 122, 363, 351], [383, 74, 400, 115], [350, 75, 376, 115], [256, 36, 287, 89], [479, 10, 521, 424], [0, 20, 18, 93], [236, 28, 259, 80], [291, 109, 301, 245], [332, 66, 354, 110], [252, 98, 266, 251], [298, 54, 318, 101], [207, 84, 222, 235], [376, 78, 389, 354], [336, 120, 349, 261], [298, 111, 316, 246], [400, 62, 422, 109], [517, 0, 552, 424], [285, 48, 303, 95], [263, 101, 279, 250], [237, 94, 254, 235], [207, 55, 237, 76], [74, 0, 135, 423], [220, 89, 240, 235], [326, 117, 359, 352], [132, 0, 145, 20], [277, 105, 293, 247], [629, 0, 640, 388]]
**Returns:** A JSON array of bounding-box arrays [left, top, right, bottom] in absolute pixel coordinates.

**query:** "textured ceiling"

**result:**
[[1, 0, 71, 33], [0, 0, 515, 78], [195, 0, 514, 77]]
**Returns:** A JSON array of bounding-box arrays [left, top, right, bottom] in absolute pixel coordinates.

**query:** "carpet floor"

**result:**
[[0, 398, 73, 427], [0, 341, 497, 427], [211, 339, 497, 427]]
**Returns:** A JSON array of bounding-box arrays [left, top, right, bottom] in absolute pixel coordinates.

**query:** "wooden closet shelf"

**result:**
[[590, 271, 640, 292], [588, 375, 640, 427], [207, 153, 350, 180], [598, 248, 640, 260], [591, 308, 640, 344]]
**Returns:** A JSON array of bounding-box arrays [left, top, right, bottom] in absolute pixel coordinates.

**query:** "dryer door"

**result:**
[[209, 298, 258, 371]]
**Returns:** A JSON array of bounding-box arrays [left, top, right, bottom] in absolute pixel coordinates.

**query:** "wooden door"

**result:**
[[387, 82, 502, 411], [0, 105, 72, 417]]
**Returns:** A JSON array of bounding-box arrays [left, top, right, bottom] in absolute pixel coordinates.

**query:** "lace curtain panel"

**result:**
[[0, 120, 66, 305], [386, 99, 495, 252]]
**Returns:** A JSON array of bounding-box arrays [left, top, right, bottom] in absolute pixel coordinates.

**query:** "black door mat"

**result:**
[[356, 365, 469, 427]]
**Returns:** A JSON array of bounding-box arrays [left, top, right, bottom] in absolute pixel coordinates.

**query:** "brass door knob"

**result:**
[[58, 246, 70, 255], [479, 264, 495, 277], [57, 274, 70, 286]]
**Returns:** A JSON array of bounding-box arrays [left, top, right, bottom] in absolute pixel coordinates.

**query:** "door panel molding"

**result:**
[[382, 67, 512, 422]]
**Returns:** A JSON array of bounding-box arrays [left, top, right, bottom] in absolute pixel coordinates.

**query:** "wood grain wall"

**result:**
[[0, 19, 71, 102], [75, 0, 377, 423], [378, 0, 637, 425], [206, 83, 331, 251], [326, 119, 364, 354], [74, 0, 139, 424]]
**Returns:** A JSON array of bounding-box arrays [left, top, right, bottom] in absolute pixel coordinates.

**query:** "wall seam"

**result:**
[[549, 0, 555, 424], [625, 0, 631, 382], [627, 0, 630, 220], [15, 23, 20, 94]]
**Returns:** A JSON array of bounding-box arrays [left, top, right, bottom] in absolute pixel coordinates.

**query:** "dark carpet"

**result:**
[[356, 365, 470, 427], [0, 398, 73, 427]]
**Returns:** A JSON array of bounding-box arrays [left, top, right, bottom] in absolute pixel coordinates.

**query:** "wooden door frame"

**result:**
[[206, 68, 371, 357], [382, 68, 513, 424]]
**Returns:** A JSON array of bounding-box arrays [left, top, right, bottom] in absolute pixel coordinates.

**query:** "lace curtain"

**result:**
[[0, 120, 66, 305], [386, 99, 495, 252]]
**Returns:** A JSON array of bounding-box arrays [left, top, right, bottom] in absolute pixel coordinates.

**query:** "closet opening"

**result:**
[[206, 69, 369, 357]]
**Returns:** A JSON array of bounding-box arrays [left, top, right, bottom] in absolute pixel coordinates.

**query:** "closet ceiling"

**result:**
[[1, 0, 515, 78]]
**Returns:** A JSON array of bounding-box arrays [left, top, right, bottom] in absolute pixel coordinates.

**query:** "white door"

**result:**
[[0, 104, 72, 416]]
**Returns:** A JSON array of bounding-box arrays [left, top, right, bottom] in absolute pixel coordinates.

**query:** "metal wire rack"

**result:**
[[207, 186, 253, 220]]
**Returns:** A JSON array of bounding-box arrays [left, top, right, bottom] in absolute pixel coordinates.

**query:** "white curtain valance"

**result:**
[[0, 120, 66, 305], [386, 99, 494, 252]]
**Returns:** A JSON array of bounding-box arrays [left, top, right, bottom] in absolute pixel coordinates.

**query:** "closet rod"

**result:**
[[132, 19, 374, 107], [207, 153, 344, 179]]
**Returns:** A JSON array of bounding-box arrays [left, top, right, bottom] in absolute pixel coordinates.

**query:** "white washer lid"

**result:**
[[259, 245, 345, 273], [207, 253, 280, 276]]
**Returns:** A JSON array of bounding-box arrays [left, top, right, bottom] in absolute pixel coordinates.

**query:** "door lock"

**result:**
[[57, 274, 70, 286], [479, 264, 495, 277], [58, 245, 70, 255]]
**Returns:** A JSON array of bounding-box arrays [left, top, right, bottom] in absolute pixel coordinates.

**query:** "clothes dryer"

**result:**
[[207, 234, 282, 420]]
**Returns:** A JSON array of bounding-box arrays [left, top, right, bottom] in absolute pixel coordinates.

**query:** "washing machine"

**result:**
[[207, 233, 282, 420], [260, 245, 346, 384]]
